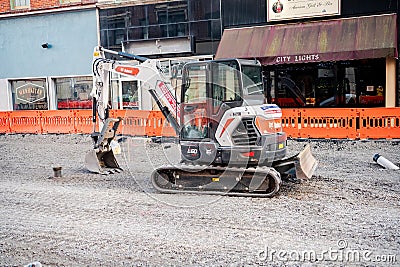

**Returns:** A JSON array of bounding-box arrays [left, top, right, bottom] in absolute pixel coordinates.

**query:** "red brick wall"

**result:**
[[31, 0, 59, 10], [0, 1, 12, 13], [0, 0, 97, 14]]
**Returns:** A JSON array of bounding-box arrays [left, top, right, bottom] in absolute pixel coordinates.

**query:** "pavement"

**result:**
[[0, 134, 399, 266]]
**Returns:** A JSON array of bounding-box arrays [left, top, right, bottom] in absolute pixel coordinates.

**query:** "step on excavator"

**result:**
[[85, 46, 318, 197]]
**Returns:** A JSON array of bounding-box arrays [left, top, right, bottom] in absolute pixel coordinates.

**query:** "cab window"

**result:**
[[212, 61, 241, 113]]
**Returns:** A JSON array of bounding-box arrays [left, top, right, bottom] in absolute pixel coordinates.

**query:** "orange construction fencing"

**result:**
[[41, 110, 76, 134], [281, 109, 301, 138], [74, 110, 96, 134], [9, 111, 42, 134], [358, 108, 400, 139], [0, 108, 399, 139], [146, 111, 177, 137], [298, 108, 358, 139], [0, 112, 11, 133], [118, 110, 150, 136]]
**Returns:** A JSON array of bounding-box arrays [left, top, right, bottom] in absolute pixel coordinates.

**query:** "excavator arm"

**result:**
[[85, 46, 180, 174]]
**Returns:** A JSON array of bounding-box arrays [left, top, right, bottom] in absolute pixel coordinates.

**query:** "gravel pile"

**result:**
[[0, 134, 399, 266]]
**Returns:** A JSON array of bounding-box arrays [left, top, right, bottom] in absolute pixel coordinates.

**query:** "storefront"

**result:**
[[0, 8, 99, 112], [215, 14, 398, 108], [8, 76, 92, 111]]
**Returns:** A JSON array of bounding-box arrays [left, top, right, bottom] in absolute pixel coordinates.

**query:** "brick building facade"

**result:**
[[0, 0, 96, 13]]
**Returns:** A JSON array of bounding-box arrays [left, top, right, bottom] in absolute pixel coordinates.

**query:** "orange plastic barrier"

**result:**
[[297, 108, 358, 139], [281, 109, 301, 138], [159, 117, 177, 137], [358, 108, 400, 139], [9, 111, 42, 134], [41, 110, 76, 134], [74, 110, 96, 134], [148, 111, 177, 137], [0, 112, 11, 133], [119, 110, 150, 136], [0, 108, 399, 139]]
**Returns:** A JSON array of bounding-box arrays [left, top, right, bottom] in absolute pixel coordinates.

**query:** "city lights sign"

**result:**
[[16, 83, 46, 104], [267, 0, 340, 22]]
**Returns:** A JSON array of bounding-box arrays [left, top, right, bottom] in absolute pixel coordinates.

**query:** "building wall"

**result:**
[[0, 8, 98, 111], [0, 9, 98, 78]]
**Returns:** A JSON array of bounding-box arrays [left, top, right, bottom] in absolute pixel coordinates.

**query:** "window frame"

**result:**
[[60, 0, 81, 4], [10, 0, 30, 10]]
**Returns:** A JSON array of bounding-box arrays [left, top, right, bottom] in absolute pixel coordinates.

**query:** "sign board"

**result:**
[[267, 0, 340, 22], [16, 83, 46, 103], [124, 36, 194, 56]]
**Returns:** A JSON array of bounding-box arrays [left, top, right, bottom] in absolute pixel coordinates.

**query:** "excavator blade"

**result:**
[[294, 144, 318, 179], [273, 144, 318, 180]]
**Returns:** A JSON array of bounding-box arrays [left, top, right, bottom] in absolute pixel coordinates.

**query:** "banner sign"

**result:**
[[16, 83, 46, 104], [267, 0, 340, 22]]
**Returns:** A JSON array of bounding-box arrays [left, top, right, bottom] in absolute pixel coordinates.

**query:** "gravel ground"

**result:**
[[0, 134, 399, 266]]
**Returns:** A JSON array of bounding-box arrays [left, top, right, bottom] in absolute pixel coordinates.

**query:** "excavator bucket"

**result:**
[[85, 149, 121, 174], [85, 117, 123, 174], [273, 144, 318, 180]]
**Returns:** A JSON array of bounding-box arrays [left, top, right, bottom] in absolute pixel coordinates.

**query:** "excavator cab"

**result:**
[[180, 60, 243, 140], [179, 59, 287, 167]]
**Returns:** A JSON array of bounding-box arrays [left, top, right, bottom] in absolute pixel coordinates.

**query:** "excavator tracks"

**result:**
[[151, 164, 281, 197]]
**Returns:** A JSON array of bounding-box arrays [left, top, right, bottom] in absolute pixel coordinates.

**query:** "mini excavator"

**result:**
[[85, 46, 317, 197]]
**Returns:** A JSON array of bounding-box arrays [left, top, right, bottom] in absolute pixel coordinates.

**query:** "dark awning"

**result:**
[[215, 14, 398, 65]]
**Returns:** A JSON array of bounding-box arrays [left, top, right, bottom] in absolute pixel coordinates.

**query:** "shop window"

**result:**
[[267, 59, 386, 108], [122, 81, 139, 109], [56, 77, 92, 110], [12, 79, 48, 110], [11, 0, 30, 9]]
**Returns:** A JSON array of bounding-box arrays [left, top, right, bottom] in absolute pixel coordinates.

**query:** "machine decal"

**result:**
[[219, 118, 235, 138], [157, 80, 180, 118], [187, 148, 198, 154], [115, 66, 140, 76], [255, 116, 282, 134], [260, 105, 281, 115]]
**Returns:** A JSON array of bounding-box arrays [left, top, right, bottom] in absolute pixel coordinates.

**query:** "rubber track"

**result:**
[[151, 163, 281, 197]]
